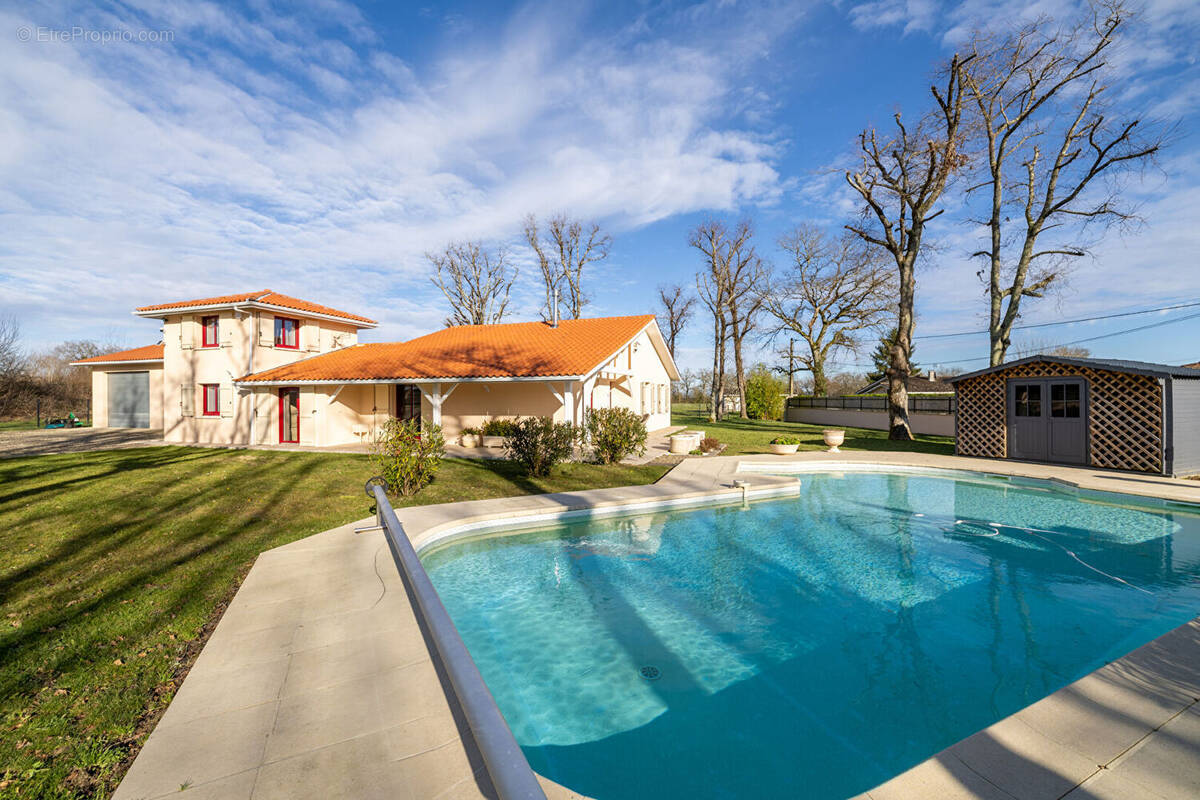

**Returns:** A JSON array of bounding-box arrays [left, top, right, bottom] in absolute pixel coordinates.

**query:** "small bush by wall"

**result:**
[[505, 416, 576, 476], [584, 407, 647, 464]]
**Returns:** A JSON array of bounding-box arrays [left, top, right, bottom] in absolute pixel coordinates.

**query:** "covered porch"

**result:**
[[240, 369, 664, 449]]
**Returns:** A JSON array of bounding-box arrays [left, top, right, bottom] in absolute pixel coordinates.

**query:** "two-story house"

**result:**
[[73, 290, 679, 447]]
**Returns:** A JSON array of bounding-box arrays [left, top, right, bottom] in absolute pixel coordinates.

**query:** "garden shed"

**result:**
[[948, 355, 1200, 476]]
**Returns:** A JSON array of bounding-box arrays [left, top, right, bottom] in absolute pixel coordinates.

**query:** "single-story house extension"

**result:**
[[855, 370, 954, 395], [949, 355, 1200, 476], [73, 290, 679, 447]]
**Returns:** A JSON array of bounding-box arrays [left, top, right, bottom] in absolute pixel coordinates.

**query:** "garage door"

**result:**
[[107, 371, 151, 428], [1007, 378, 1087, 465]]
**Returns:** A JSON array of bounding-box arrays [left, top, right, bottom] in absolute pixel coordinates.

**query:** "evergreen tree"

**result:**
[[866, 327, 918, 383]]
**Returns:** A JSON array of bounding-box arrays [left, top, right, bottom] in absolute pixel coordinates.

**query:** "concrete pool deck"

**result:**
[[113, 451, 1200, 799]]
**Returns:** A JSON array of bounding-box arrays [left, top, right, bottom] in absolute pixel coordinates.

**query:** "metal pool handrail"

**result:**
[[371, 485, 547, 800]]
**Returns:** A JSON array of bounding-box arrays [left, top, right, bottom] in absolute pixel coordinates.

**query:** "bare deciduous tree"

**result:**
[[690, 220, 765, 420], [0, 316, 30, 418], [845, 53, 972, 440], [656, 284, 695, 359], [963, 2, 1162, 365], [524, 213, 612, 321], [427, 241, 517, 326], [763, 227, 895, 396], [693, 224, 730, 422]]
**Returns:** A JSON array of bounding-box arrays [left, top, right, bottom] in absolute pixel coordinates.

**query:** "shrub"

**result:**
[[584, 407, 647, 464], [461, 426, 481, 437], [505, 416, 576, 476], [744, 366, 786, 420], [700, 436, 721, 453], [481, 418, 518, 437], [771, 435, 800, 445], [370, 418, 445, 496]]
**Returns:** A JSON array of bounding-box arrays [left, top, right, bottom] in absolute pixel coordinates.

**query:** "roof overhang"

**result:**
[[70, 358, 164, 367], [234, 374, 585, 388], [134, 301, 377, 329], [947, 354, 1200, 383], [580, 317, 680, 384]]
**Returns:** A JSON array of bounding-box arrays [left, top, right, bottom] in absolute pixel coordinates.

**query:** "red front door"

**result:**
[[279, 388, 300, 443]]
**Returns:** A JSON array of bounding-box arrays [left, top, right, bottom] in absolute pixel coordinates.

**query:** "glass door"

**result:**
[[396, 384, 421, 426], [279, 387, 300, 443]]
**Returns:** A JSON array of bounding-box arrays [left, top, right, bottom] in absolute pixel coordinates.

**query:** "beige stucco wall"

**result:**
[[581, 327, 674, 432], [161, 310, 360, 445], [89, 365, 164, 429]]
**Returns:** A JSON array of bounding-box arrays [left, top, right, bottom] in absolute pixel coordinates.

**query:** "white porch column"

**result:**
[[418, 382, 458, 428], [563, 381, 575, 425]]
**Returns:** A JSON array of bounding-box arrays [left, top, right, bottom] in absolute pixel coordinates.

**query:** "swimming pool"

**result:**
[[421, 468, 1200, 799]]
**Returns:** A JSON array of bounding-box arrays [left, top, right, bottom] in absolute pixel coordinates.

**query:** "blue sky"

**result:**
[[2, 0, 1198, 375]]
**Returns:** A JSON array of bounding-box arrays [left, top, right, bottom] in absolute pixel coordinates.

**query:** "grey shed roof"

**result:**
[[947, 355, 1200, 383]]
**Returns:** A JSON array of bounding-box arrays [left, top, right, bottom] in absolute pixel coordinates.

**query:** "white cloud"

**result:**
[[0, 1, 808, 347]]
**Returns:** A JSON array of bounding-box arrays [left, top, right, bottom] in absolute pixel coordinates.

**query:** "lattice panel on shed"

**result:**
[[955, 361, 1163, 473], [955, 373, 1005, 458]]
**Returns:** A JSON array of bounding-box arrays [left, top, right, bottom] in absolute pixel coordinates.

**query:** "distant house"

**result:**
[[855, 370, 954, 395], [72, 291, 679, 446]]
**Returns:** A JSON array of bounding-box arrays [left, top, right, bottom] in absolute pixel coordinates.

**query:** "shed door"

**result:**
[[1008, 382, 1047, 461], [108, 371, 150, 428], [1047, 380, 1086, 464], [1007, 379, 1087, 465]]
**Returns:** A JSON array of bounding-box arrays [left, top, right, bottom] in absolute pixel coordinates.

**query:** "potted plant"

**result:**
[[481, 418, 517, 448], [460, 427, 481, 448], [769, 435, 800, 455], [823, 429, 845, 452]]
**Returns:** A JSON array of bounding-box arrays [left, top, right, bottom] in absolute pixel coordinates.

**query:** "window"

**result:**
[[1014, 384, 1041, 417], [201, 315, 219, 348], [274, 316, 299, 349], [201, 384, 220, 417], [1051, 383, 1081, 418]]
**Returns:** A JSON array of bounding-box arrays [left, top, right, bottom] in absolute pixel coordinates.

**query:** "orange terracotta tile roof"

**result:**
[[71, 344, 165, 365], [135, 290, 376, 325], [239, 315, 658, 382], [1185, 361, 1200, 369]]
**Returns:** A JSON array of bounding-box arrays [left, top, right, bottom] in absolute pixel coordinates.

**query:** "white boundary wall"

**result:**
[[784, 406, 956, 437]]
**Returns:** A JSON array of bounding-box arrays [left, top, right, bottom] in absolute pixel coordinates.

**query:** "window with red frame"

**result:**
[[274, 316, 299, 349], [201, 384, 220, 416], [201, 315, 219, 348]]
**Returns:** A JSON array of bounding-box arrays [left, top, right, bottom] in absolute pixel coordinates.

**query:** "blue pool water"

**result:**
[[421, 470, 1200, 799]]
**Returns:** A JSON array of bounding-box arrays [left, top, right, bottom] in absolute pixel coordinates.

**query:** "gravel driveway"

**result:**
[[0, 428, 164, 458]]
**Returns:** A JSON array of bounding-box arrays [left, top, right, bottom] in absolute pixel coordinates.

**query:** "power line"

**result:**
[[914, 299, 1200, 341], [823, 308, 1200, 370]]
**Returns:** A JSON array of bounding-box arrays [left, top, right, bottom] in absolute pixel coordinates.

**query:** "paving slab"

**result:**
[[114, 451, 1200, 800]]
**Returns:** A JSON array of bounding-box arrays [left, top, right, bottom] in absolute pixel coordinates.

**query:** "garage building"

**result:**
[[71, 344, 165, 429]]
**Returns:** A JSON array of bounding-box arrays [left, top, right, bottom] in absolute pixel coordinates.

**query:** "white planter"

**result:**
[[823, 429, 845, 452], [769, 443, 799, 455], [482, 435, 507, 448], [460, 433, 479, 448], [670, 434, 698, 455]]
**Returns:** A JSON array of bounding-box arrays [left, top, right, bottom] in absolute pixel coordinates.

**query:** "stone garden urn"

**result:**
[[823, 429, 845, 453]]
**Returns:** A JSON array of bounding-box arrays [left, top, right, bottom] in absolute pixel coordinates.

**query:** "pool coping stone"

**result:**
[[112, 450, 1200, 800]]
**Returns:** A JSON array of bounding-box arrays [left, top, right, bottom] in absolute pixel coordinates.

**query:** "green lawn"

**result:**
[[672, 403, 955, 456], [0, 447, 670, 799]]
